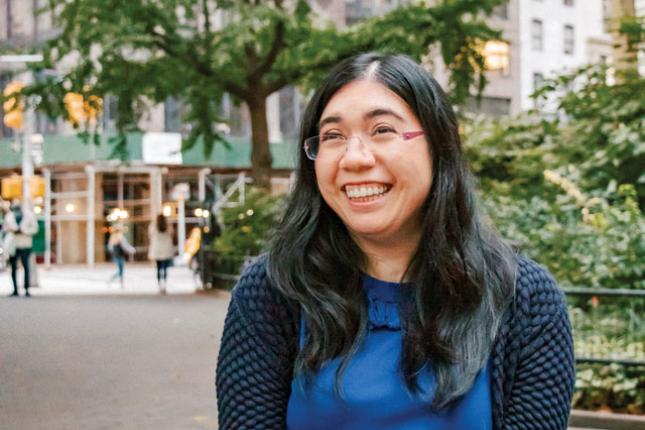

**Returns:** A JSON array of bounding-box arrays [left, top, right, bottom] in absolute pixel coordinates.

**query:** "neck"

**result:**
[[352, 233, 421, 283]]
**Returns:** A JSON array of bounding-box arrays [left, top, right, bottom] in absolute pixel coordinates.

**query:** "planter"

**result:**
[[570, 409, 645, 430]]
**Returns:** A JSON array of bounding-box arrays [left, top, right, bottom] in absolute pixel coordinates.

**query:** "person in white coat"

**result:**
[[148, 214, 175, 294], [3, 201, 39, 297], [107, 223, 136, 288]]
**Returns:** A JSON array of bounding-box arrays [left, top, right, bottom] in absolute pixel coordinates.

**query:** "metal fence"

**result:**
[[204, 262, 645, 369], [565, 287, 645, 367]]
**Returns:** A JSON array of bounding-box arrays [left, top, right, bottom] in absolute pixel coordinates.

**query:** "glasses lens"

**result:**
[[304, 136, 319, 160]]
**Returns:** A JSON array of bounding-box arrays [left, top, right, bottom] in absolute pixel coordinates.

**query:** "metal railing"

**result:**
[[565, 287, 645, 367]]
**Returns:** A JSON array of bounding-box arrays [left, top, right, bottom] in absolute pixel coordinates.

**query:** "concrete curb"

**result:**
[[570, 409, 645, 430]]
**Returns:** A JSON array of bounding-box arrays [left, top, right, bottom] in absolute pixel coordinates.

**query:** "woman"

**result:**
[[216, 53, 574, 429], [2, 201, 38, 297], [148, 213, 174, 294], [107, 223, 135, 288]]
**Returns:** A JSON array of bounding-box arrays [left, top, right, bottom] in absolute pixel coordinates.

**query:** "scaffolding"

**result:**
[[42, 164, 163, 267]]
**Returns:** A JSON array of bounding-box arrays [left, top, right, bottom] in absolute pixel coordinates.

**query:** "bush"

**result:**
[[574, 363, 645, 414], [482, 182, 645, 290], [209, 187, 285, 276]]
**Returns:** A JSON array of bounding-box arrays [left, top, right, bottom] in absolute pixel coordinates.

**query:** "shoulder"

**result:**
[[232, 256, 294, 314], [501, 255, 571, 361], [228, 256, 299, 355], [513, 255, 566, 316], [231, 257, 299, 330]]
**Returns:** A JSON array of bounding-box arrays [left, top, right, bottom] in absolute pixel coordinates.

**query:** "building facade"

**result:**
[[463, 0, 614, 116]]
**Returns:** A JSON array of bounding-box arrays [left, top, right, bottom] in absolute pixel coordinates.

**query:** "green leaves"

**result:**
[[467, 59, 645, 292], [209, 187, 285, 274], [30, 0, 503, 177]]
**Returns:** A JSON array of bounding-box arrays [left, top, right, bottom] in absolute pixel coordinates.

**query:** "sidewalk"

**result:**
[[0, 262, 199, 296]]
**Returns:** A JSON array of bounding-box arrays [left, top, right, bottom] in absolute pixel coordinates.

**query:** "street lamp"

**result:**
[[0, 54, 44, 202]]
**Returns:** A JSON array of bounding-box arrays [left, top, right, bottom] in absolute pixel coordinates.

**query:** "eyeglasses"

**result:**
[[303, 129, 425, 161]]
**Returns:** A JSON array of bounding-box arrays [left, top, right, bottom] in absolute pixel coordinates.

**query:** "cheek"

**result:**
[[314, 159, 337, 194]]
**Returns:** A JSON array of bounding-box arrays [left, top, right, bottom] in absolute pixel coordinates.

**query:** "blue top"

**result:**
[[287, 274, 492, 430]]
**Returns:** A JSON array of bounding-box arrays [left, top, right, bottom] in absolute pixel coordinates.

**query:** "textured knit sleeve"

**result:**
[[216, 259, 298, 430], [503, 258, 575, 430]]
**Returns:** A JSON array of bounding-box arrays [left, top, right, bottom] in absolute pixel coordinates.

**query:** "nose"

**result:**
[[338, 136, 375, 170]]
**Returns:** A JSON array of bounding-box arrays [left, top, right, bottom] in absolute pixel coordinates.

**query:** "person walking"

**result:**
[[216, 53, 574, 429], [1, 199, 14, 284], [107, 223, 135, 288], [2, 201, 39, 297], [148, 213, 174, 294]]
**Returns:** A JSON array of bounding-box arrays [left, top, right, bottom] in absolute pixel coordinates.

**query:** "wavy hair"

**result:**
[[267, 52, 516, 408]]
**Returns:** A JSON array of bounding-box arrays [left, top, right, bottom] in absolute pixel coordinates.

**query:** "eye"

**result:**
[[373, 125, 397, 136], [320, 132, 344, 142]]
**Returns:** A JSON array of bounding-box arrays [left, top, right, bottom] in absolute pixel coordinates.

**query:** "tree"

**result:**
[[27, 0, 504, 186]]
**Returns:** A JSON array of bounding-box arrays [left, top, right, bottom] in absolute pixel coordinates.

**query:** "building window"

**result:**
[[532, 19, 543, 51], [483, 40, 510, 76], [102, 95, 119, 134], [532, 73, 546, 108], [563, 24, 574, 55], [602, 0, 610, 18], [345, 0, 399, 26], [4, 0, 13, 39], [492, 1, 509, 19], [164, 97, 183, 133], [278, 86, 304, 141], [464, 96, 511, 118], [563, 0, 574, 5], [533, 72, 545, 92]]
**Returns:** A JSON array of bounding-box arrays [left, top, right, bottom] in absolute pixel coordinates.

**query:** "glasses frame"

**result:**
[[303, 130, 425, 161]]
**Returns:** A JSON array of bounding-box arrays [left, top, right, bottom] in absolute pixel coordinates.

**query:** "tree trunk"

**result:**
[[247, 94, 273, 189]]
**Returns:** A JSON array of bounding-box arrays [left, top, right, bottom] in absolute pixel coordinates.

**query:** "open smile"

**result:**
[[343, 183, 392, 202]]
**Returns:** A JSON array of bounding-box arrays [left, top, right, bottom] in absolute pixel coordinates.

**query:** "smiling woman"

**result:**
[[216, 53, 575, 430]]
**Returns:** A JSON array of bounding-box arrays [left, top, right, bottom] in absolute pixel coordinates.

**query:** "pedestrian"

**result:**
[[2, 200, 39, 297], [1, 199, 14, 281], [216, 53, 575, 429], [107, 223, 135, 288], [148, 213, 174, 294]]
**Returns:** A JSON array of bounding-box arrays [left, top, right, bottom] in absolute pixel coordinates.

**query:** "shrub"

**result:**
[[209, 187, 285, 276]]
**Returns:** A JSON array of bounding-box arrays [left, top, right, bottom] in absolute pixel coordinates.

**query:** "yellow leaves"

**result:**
[[543, 169, 587, 206], [2, 81, 25, 130], [63, 88, 103, 126], [544, 170, 611, 228]]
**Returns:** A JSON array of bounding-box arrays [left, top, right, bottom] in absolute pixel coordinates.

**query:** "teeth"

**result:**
[[345, 185, 389, 199]]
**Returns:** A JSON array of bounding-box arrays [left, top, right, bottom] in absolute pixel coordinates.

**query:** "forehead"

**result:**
[[320, 79, 417, 125]]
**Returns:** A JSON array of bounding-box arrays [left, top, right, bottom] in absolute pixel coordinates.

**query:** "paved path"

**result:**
[[0, 263, 231, 430], [0, 263, 603, 430], [0, 262, 199, 296]]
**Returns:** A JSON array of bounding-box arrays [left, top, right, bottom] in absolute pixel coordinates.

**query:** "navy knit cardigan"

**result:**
[[216, 257, 575, 430]]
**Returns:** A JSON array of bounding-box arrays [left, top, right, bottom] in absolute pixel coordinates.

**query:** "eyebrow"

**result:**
[[318, 108, 405, 129]]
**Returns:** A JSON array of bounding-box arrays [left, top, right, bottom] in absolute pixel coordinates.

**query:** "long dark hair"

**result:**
[[267, 53, 516, 408], [156, 213, 168, 233]]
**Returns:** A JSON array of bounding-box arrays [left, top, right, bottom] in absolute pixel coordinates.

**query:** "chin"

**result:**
[[347, 224, 396, 241]]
